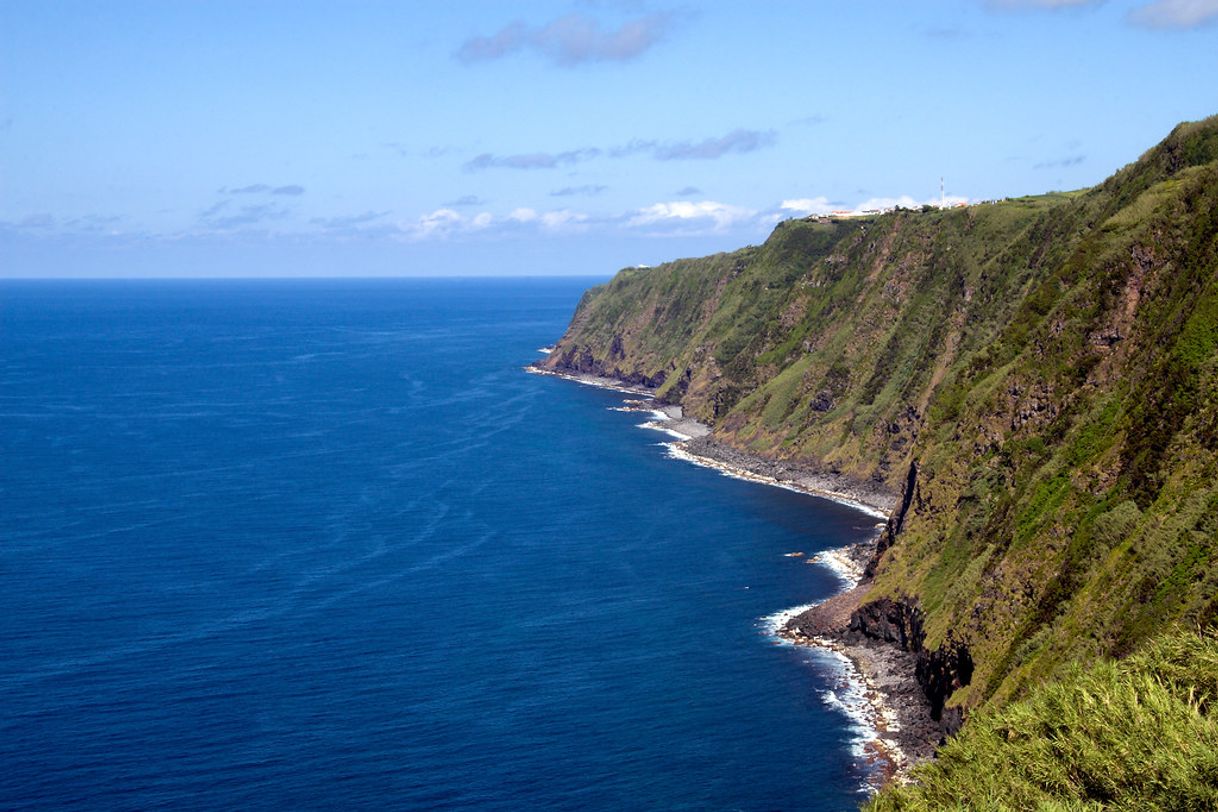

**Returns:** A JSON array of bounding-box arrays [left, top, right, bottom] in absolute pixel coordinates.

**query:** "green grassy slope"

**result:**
[[542, 115, 1218, 725], [874, 118, 1218, 711], [866, 629, 1218, 811], [546, 196, 1066, 489]]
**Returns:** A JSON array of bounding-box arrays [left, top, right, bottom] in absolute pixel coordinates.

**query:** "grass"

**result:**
[[867, 629, 1218, 812]]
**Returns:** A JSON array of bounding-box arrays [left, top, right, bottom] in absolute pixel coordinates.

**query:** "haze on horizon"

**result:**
[[2, 0, 1217, 278]]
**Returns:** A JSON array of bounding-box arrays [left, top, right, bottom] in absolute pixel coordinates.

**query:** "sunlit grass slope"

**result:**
[[867, 629, 1218, 811]]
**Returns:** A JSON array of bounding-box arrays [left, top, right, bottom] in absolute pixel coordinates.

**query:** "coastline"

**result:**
[[779, 584, 942, 780], [526, 365, 895, 517], [531, 362, 931, 788], [634, 398, 937, 786]]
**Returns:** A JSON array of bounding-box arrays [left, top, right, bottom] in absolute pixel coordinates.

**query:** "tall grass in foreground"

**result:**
[[867, 629, 1218, 811]]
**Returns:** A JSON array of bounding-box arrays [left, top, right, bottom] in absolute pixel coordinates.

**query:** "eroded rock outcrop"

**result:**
[[847, 595, 972, 733]]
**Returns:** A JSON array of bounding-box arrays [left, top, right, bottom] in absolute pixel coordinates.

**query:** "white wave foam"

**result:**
[[758, 607, 883, 770], [758, 604, 907, 792], [758, 603, 819, 642], [662, 442, 809, 494], [806, 545, 866, 590], [811, 647, 880, 760], [522, 366, 652, 395], [661, 442, 888, 518], [638, 420, 693, 441]]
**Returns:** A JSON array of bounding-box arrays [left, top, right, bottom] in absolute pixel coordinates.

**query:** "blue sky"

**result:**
[[2, 0, 1217, 277]]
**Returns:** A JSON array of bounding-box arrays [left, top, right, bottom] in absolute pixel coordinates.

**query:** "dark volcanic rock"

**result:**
[[848, 594, 973, 730], [916, 639, 974, 724], [810, 390, 834, 412], [608, 334, 626, 360], [547, 345, 667, 388], [864, 459, 918, 580], [847, 596, 925, 652]]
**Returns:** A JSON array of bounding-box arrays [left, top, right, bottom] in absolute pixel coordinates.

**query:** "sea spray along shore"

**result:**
[[528, 363, 940, 786]]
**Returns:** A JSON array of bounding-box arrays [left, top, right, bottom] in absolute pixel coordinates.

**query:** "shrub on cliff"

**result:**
[[866, 629, 1218, 811]]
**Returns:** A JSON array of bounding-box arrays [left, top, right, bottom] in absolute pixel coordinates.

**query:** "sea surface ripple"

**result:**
[[0, 279, 880, 810]]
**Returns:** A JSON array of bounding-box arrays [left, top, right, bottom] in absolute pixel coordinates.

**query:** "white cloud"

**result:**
[[779, 197, 834, 216], [628, 200, 756, 231], [856, 194, 971, 211], [407, 208, 463, 239], [1130, 0, 1218, 28], [540, 209, 588, 231], [774, 194, 972, 222], [856, 195, 926, 211], [399, 206, 590, 240]]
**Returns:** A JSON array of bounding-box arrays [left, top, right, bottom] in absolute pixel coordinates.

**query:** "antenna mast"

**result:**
[[940, 177, 945, 207]]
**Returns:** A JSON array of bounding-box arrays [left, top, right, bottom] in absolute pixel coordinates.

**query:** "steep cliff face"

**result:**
[[544, 195, 1066, 492], [543, 116, 1218, 715]]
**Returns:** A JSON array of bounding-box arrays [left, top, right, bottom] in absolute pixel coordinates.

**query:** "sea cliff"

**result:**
[[539, 116, 1218, 799]]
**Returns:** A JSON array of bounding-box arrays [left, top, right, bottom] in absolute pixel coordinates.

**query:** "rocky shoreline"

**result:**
[[781, 586, 942, 773], [530, 362, 942, 785], [678, 436, 898, 518]]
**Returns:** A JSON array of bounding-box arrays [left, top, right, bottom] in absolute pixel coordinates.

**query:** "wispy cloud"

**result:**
[[466, 128, 775, 172], [1129, 0, 1218, 28], [653, 129, 777, 161], [674, 186, 702, 196], [464, 148, 601, 171], [986, 0, 1218, 27], [1, 213, 59, 234], [1033, 154, 1086, 168], [456, 12, 677, 67], [311, 211, 390, 230], [445, 194, 487, 207], [551, 184, 608, 197], [924, 26, 972, 38], [200, 200, 230, 220], [63, 214, 124, 233], [382, 143, 459, 159], [788, 114, 828, 127], [985, 0, 1101, 8], [199, 200, 291, 229], [220, 183, 306, 196]]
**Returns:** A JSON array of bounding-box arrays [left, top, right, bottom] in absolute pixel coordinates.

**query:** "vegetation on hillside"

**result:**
[[543, 116, 1218, 723], [866, 628, 1218, 811]]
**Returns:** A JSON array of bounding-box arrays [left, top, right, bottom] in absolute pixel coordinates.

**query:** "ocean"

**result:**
[[1, 279, 882, 810]]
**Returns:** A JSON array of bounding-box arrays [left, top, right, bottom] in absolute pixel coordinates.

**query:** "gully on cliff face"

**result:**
[[852, 459, 973, 739]]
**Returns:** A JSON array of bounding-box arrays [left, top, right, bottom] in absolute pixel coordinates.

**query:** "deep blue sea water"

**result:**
[[1, 279, 881, 810]]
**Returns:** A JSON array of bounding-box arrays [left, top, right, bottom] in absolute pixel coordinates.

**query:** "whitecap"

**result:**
[[805, 545, 867, 590], [637, 421, 692, 440]]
